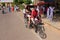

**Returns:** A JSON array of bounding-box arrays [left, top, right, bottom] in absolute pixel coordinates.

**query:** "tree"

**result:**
[[13, 0, 32, 5], [14, 0, 24, 5], [13, 0, 18, 5], [18, 0, 24, 4], [2, 3, 5, 6], [23, 0, 32, 4]]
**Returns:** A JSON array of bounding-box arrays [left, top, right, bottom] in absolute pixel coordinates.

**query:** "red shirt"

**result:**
[[11, 7, 14, 11], [31, 9, 38, 18], [39, 9, 43, 15]]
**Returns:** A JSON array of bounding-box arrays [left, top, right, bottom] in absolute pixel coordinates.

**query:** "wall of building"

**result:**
[[34, 0, 38, 5], [0, 0, 13, 6], [0, 0, 13, 2], [34, 0, 44, 5], [0, 2, 13, 7]]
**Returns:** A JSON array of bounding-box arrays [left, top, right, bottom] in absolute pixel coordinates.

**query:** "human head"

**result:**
[[33, 6, 37, 10]]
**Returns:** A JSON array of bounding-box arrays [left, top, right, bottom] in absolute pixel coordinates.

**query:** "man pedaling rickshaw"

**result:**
[[25, 5, 42, 29], [25, 5, 32, 28]]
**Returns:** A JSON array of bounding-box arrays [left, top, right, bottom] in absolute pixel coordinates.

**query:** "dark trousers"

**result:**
[[2, 10, 5, 14]]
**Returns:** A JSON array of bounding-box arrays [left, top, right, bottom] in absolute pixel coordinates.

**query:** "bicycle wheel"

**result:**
[[35, 25, 38, 33], [42, 26, 45, 32], [39, 30, 47, 39], [24, 18, 28, 28]]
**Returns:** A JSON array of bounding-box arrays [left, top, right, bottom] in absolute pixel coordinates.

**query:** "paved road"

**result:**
[[42, 23, 60, 40], [0, 11, 60, 40], [0, 12, 40, 40]]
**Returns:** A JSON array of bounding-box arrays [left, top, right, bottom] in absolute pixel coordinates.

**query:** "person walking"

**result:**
[[14, 5, 17, 11], [47, 5, 55, 21], [0, 5, 1, 10], [2, 6, 5, 14], [11, 6, 14, 12], [8, 6, 11, 12], [47, 6, 50, 19]]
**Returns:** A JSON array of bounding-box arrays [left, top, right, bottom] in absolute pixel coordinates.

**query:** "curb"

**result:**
[[43, 20, 60, 30]]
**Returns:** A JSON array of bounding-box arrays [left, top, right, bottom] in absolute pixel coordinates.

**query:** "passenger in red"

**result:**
[[31, 8, 38, 18], [31, 6, 38, 24]]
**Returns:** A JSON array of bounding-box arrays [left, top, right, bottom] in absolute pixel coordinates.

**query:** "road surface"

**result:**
[[0, 12, 40, 40], [0, 11, 60, 40]]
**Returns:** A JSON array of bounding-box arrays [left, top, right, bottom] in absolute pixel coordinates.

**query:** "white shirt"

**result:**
[[23, 9, 25, 14], [47, 6, 55, 17]]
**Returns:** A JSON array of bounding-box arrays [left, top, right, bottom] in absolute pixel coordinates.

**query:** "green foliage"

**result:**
[[31, 1, 34, 4], [18, 0, 24, 4], [14, 0, 24, 5], [11, 3, 15, 7], [13, 0, 18, 5], [14, 0, 32, 5], [23, 0, 32, 4], [2, 3, 5, 6], [19, 4, 24, 9]]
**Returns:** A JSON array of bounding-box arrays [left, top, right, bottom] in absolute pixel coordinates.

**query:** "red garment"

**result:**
[[31, 9, 38, 18], [46, 7, 48, 13], [11, 7, 14, 12], [39, 9, 43, 15]]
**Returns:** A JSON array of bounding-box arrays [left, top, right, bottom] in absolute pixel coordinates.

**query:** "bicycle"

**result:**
[[24, 14, 28, 28], [31, 17, 47, 39], [37, 23, 47, 39]]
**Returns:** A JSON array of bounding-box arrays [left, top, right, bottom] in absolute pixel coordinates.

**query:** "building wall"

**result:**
[[0, 2, 13, 7], [34, 0, 44, 5], [0, 0, 13, 2], [0, 0, 13, 6], [34, 0, 38, 4]]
